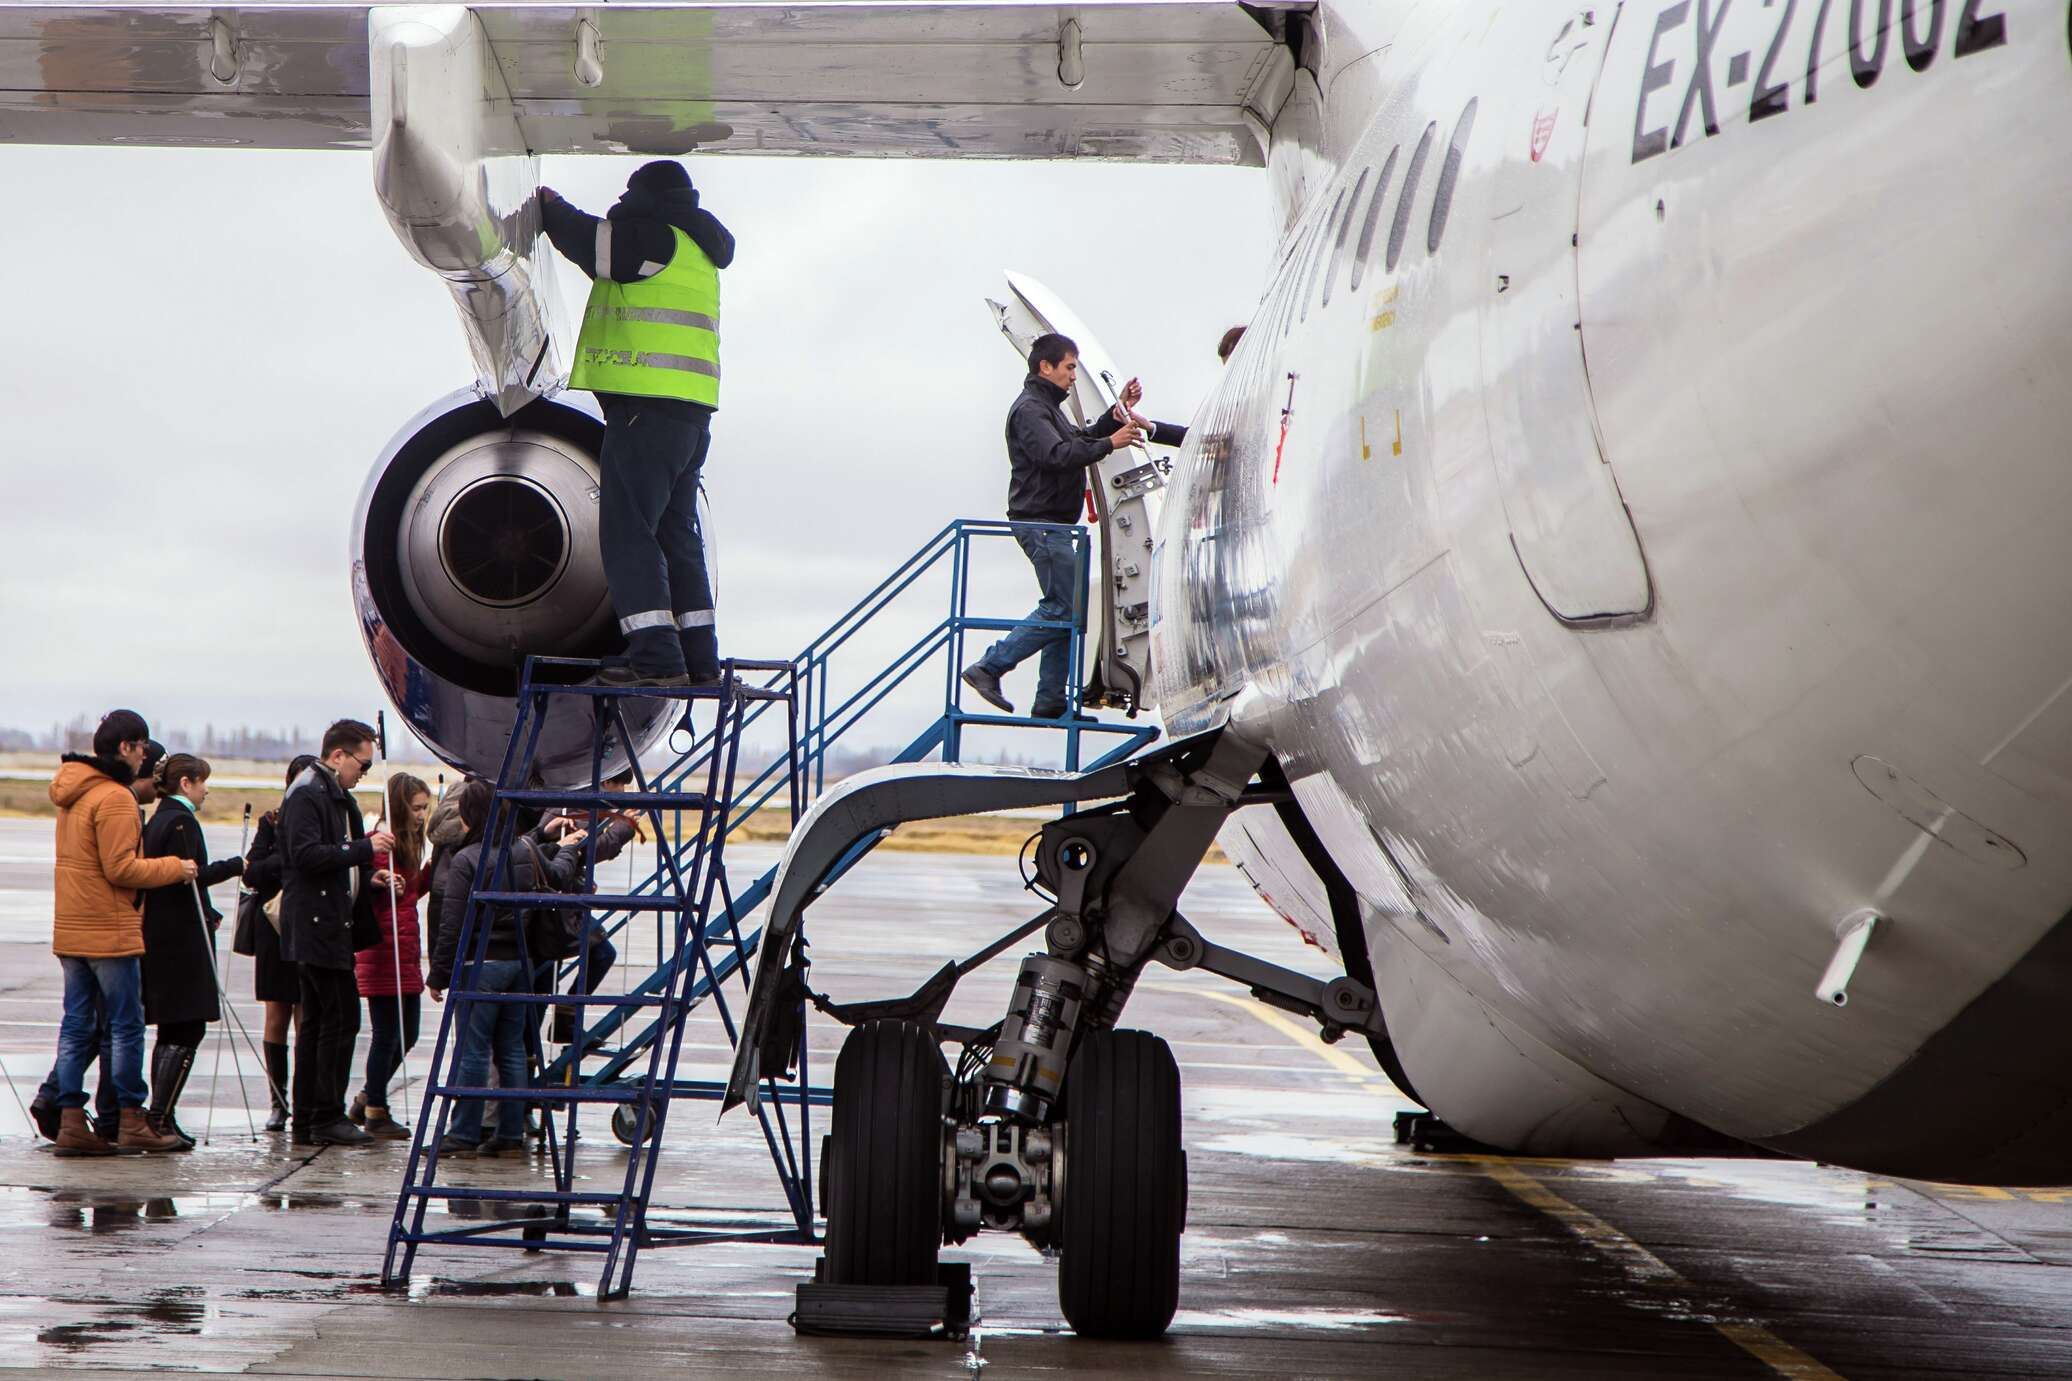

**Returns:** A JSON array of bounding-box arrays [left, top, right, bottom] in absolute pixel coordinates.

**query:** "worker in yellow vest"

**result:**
[[539, 160, 735, 687]]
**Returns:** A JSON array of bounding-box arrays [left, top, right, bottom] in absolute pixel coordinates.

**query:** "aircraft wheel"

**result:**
[[824, 1019, 949, 1285], [1057, 1027, 1185, 1339]]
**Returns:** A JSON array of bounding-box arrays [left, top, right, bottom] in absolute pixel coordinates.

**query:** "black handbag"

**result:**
[[519, 837, 583, 962], [349, 873, 382, 953], [231, 891, 264, 957]]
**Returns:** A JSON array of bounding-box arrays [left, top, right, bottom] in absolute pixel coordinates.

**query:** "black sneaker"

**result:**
[[436, 1134, 476, 1159], [960, 664, 1013, 714], [311, 1118, 373, 1146], [28, 1094, 58, 1143], [1031, 705, 1098, 724]]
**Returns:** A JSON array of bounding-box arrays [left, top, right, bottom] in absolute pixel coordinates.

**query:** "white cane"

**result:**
[[190, 876, 258, 1139], [377, 714, 412, 1128], [202, 804, 256, 1146]]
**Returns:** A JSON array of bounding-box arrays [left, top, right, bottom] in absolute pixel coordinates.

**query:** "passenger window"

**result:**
[[1426, 99, 1478, 253], [1300, 186, 1348, 323], [1385, 122, 1438, 272], [1349, 146, 1399, 292], [1321, 167, 1371, 308]]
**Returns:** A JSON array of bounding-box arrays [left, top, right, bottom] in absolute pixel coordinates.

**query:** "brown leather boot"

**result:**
[[117, 1106, 185, 1153], [53, 1107, 117, 1157]]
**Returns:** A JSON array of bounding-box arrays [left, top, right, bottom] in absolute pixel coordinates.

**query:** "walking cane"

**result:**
[[203, 804, 256, 1146], [378, 713, 412, 1127], [190, 876, 259, 1140]]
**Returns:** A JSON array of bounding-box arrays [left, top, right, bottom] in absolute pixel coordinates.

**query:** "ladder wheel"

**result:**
[[611, 1106, 640, 1146], [1057, 1028, 1185, 1340], [823, 1019, 948, 1286]]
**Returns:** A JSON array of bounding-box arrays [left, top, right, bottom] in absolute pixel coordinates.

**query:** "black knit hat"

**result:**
[[627, 160, 691, 194]]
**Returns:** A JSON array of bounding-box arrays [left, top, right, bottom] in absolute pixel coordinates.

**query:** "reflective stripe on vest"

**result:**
[[569, 226, 721, 407]]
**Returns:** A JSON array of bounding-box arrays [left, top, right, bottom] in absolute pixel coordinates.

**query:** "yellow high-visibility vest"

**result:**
[[569, 226, 720, 407]]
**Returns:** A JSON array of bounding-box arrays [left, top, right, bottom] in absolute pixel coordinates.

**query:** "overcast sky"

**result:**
[[0, 146, 1271, 764]]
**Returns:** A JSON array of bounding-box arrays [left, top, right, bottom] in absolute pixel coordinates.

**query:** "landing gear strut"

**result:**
[[757, 729, 1399, 1340]]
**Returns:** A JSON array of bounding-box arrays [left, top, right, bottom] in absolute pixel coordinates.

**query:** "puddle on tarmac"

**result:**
[[32, 1285, 209, 1352], [19, 1187, 257, 1233]]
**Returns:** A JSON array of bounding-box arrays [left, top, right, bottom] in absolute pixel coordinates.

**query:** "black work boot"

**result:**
[[595, 628, 691, 688], [679, 623, 721, 684], [263, 1042, 290, 1133], [146, 1042, 199, 1151], [960, 664, 1013, 714]]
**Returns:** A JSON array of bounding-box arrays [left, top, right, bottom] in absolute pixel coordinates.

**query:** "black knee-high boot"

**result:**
[[146, 1043, 198, 1151], [263, 1041, 290, 1133]]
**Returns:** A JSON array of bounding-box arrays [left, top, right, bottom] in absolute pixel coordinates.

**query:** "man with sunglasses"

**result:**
[[279, 719, 394, 1146]]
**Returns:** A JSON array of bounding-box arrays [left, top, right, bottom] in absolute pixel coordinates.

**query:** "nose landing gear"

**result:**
[[760, 729, 1395, 1340]]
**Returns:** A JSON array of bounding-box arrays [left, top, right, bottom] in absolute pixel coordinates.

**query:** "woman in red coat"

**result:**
[[351, 772, 432, 1139]]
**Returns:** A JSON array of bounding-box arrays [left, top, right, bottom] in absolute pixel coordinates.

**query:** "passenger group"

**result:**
[[31, 710, 631, 1158]]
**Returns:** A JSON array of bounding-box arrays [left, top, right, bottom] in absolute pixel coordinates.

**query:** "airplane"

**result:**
[[7, 0, 2070, 1343]]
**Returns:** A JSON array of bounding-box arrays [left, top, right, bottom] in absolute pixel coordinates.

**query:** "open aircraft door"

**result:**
[[988, 272, 1167, 713]]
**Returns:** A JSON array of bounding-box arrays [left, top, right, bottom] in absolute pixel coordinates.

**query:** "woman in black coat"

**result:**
[[235, 753, 314, 1132], [139, 753, 244, 1148]]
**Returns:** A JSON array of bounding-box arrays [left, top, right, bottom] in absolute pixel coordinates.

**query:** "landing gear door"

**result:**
[[987, 272, 1165, 713]]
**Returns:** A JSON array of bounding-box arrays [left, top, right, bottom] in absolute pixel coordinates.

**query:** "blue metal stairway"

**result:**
[[381, 519, 1160, 1299]]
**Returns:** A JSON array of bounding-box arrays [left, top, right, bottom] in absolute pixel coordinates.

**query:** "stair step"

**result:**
[[406, 1187, 625, 1206], [495, 789, 712, 810], [473, 892, 691, 911]]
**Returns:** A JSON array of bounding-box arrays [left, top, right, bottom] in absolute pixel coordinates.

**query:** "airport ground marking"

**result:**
[[1478, 1157, 1845, 1381], [1141, 981, 1397, 1090], [1156, 978, 1845, 1379]]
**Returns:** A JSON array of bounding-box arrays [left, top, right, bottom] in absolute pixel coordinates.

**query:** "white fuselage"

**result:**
[[1154, 0, 2072, 1177]]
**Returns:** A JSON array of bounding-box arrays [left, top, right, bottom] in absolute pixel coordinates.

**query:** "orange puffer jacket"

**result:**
[[49, 754, 187, 959]]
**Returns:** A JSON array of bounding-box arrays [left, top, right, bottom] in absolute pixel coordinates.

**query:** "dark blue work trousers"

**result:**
[[596, 393, 717, 676]]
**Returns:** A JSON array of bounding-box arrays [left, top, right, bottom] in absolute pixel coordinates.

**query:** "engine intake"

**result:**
[[352, 388, 682, 781]]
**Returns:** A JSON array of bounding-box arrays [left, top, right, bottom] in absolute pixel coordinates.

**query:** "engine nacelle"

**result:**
[[352, 388, 682, 782]]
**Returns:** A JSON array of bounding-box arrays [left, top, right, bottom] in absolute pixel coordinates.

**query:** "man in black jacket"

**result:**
[[280, 719, 392, 1146], [961, 332, 1148, 720]]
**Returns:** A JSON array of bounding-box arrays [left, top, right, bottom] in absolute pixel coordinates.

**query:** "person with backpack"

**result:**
[[426, 779, 584, 1157]]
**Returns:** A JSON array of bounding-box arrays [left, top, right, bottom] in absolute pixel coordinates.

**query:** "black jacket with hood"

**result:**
[[542, 162, 735, 417], [428, 831, 583, 990]]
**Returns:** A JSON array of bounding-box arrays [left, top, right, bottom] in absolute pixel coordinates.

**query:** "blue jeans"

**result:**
[[978, 526, 1085, 716], [36, 986, 115, 1125], [597, 394, 717, 676], [55, 957, 147, 1110], [449, 959, 528, 1143]]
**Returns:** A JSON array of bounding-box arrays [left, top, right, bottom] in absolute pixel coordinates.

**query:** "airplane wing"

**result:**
[[0, 2, 1299, 164]]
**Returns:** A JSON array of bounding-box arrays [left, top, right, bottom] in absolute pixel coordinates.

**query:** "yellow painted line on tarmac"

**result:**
[[1139, 981, 1395, 1090], [1156, 980, 1845, 1379]]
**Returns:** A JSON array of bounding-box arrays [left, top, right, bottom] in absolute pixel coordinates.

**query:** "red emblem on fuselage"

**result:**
[[1530, 109, 1558, 163]]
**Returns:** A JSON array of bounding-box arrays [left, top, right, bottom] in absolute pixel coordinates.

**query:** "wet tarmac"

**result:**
[[2, 818, 2071, 1377]]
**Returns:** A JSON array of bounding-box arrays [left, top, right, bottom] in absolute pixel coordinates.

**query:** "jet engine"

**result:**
[[350, 388, 683, 782]]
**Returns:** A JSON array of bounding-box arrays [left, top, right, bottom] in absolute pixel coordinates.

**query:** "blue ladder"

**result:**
[[381, 656, 807, 1300], [383, 519, 1164, 1300]]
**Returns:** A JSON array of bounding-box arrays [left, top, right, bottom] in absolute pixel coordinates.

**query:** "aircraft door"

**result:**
[[987, 272, 1167, 712], [1478, 8, 1654, 623]]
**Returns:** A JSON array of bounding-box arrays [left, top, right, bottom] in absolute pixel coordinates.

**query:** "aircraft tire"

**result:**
[[823, 1019, 948, 1285], [1058, 1027, 1185, 1339]]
